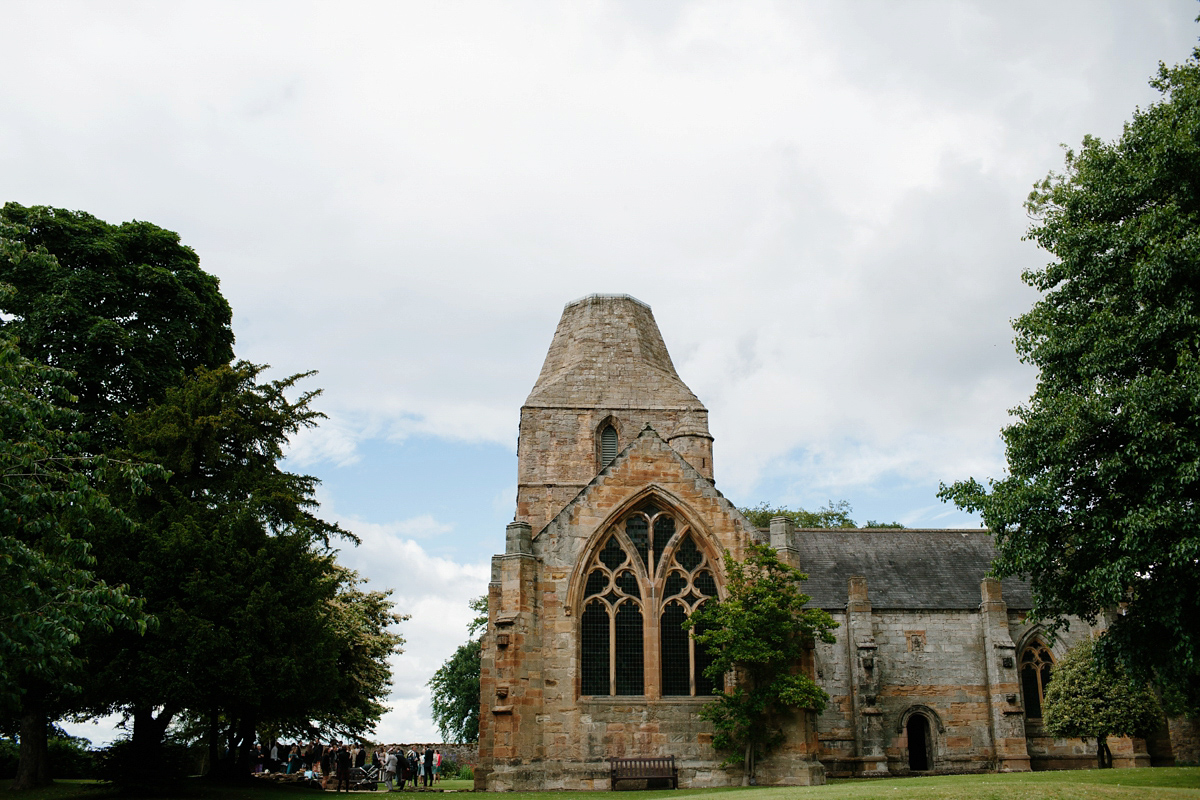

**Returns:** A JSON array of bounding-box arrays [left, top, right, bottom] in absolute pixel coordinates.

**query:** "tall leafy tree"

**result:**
[[0, 328, 152, 789], [1042, 638, 1162, 768], [0, 203, 234, 448], [687, 545, 837, 785], [941, 51, 1200, 709], [428, 597, 488, 742], [84, 362, 404, 779], [0, 204, 235, 782]]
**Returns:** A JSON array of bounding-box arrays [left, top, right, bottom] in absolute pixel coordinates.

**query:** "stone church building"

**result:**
[[475, 294, 1187, 790]]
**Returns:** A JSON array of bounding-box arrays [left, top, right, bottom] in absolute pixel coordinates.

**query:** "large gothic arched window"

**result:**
[[579, 501, 725, 698]]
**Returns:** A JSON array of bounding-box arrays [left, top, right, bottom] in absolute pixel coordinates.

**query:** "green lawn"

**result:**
[[4, 769, 1199, 799]]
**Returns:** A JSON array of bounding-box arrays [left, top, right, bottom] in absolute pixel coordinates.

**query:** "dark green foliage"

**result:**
[[0, 331, 151, 715], [687, 545, 837, 783], [82, 362, 405, 780], [1043, 638, 1163, 768], [0, 325, 157, 789], [1, 205, 402, 786], [739, 500, 857, 529], [428, 640, 481, 743], [940, 52, 1200, 709], [0, 203, 233, 786], [0, 734, 96, 780], [428, 597, 488, 742], [94, 736, 201, 784], [0, 203, 234, 448], [467, 595, 488, 639]]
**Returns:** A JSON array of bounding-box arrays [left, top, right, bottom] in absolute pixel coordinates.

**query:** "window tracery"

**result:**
[[1020, 640, 1053, 718], [660, 534, 722, 696], [580, 537, 643, 695], [578, 501, 724, 698]]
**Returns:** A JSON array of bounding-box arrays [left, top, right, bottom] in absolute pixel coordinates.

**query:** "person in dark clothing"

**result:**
[[356, 745, 367, 769], [335, 745, 352, 793], [320, 745, 333, 788], [423, 748, 434, 788], [407, 751, 419, 790]]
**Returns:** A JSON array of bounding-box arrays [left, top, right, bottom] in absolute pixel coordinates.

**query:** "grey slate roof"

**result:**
[[793, 529, 1034, 610]]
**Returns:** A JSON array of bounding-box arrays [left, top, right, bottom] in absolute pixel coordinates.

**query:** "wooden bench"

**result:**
[[609, 756, 678, 790]]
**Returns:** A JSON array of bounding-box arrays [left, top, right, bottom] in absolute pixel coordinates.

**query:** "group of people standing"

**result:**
[[279, 741, 367, 792], [377, 746, 443, 791]]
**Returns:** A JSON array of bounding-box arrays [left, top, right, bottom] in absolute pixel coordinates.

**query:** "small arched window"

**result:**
[[1020, 640, 1054, 718], [600, 425, 618, 468]]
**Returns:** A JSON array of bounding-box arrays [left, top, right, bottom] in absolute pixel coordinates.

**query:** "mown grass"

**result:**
[[4, 768, 1199, 799]]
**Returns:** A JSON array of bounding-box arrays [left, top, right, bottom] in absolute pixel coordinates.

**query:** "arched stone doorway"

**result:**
[[907, 714, 932, 771]]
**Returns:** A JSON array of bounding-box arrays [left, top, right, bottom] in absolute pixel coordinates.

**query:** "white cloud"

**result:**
[[330, 514, 490, 743]]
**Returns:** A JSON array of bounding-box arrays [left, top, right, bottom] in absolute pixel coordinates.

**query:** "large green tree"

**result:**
[[941, 51, 1200, 708], [687, 544, 837, 785], [0, 203, 234, 448], [0, 328, 152, 789], [0, 204, 236, 783], [83, 362, 404, 779], [1042, 638, 1162, 768], [428, 597, 487, 742]]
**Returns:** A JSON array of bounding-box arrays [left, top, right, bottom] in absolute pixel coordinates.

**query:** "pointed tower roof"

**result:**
[[525, 294, 705, 410]]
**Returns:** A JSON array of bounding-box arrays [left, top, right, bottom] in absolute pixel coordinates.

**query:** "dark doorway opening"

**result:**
[[907, 714, 930, 771]]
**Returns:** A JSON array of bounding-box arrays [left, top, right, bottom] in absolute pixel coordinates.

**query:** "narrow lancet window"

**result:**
[[660, 601, 691, 696], [601, 425, 618, 467], [581, 600, 610, 695], [1020, 640, 1053, 718]]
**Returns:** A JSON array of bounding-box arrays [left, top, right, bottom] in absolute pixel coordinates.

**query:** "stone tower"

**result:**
[[517, 294, 714, 534], [477, 293, 825, 790]]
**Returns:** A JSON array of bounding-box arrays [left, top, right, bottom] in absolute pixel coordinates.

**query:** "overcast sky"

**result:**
[[5, 1, 1196, 746]]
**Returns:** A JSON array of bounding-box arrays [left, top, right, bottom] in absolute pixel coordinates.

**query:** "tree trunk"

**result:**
[[1097, 736, 1112, 769], [236, 715, 257, 778], [210, 717, 241, 780], [742, 741, 752, 786], [130, 702, 179, 782], [12, 703, 50, 790], [205, 707, 218, 777]]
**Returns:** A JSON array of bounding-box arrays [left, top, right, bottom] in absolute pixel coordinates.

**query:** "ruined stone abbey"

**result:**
[[475, 294, 1190, 790]]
